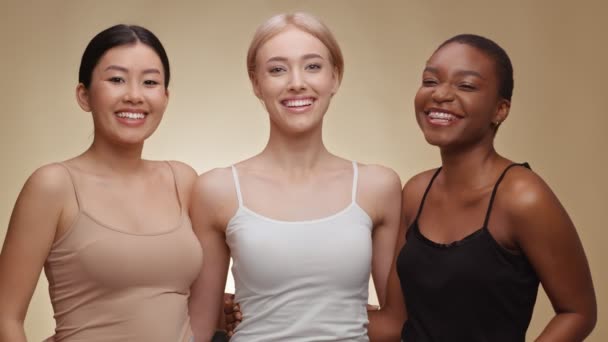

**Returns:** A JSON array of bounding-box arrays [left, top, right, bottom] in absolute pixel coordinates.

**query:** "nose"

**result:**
[[431, 83, 454, 103], [123, 82, 144, 104], [287, 69, 306, 92]]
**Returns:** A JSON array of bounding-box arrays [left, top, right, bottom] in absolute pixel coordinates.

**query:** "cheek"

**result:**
[[258, 78, 285, 99], [413, 88, 427, 113]]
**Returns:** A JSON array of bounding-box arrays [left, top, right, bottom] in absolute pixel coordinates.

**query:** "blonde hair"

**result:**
[[246, 12, 344, 83]]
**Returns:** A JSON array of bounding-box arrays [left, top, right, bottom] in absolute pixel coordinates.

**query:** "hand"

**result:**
[[224, 293, 242, 337]]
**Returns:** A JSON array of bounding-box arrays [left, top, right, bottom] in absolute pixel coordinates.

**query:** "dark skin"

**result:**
[[226, 42, 597, 341]]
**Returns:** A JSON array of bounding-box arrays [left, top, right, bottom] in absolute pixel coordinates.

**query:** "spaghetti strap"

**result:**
[[351, 161, 358, 203], [165, 161, 183, 212], [482, 162, 531, 228], [414, 167, 442, 222], [231, 165, 244, 207], [57, 163, 81, 210]]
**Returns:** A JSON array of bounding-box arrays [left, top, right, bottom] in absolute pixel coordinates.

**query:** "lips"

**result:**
[[281, 97, 315, 108], [116, 112, 146, 120], [424, 109, 463, 126], [114, 110, 148, 126]]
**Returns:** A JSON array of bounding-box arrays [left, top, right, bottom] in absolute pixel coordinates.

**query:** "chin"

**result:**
[[422, 131, 456, 148]]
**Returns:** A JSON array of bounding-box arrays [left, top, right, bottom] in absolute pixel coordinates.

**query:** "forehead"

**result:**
[[427, 42, 497, 78], [96, 42, 163, 70], [256, 27, 330, 62]]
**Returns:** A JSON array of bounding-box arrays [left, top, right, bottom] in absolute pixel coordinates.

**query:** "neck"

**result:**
[[439, 140, 502, 190], [261, 124, 331, 173], [83, 136, 146, 175]]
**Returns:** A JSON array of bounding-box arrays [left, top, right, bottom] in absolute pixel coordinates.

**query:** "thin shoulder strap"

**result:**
[[414, 167, 442, 221], [483, 162, 531, 228], [230, 165, 244, 207], [165, 161, 183, 211], [351, 161, 359, 203], [57, 163, 82, 210]]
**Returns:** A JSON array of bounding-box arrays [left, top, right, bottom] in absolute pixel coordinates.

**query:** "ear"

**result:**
[[331, 66, 340, 96], [493, 98, 510, 126], [75, 83, 91, 112]]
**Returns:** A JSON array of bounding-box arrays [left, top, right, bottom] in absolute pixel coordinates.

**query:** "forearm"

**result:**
[[0, 319, 28, 342], [535, 312, 596, 342], [367, 309, 403, 342], [189, 300, 222, 342]]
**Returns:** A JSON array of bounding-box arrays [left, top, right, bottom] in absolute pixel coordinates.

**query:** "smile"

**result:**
[[427, 111, 458, 121], [281, 98, 314, 108], [116, 112, 146, 120]]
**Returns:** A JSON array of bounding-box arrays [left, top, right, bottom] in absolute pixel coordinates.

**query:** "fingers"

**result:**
[[225, 304, 241, 323], [226, 319, 240, 337], [223, 293, 235, 313], [223, 292, 241, 336]]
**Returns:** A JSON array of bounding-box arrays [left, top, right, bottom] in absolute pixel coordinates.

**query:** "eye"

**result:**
[[422, 78, 438, 87], [458, 83, 477, 91], [269, 66, 286, 74], [108, 77, 125, 84], [143, 79, 160, 86], [305, 63, 322, 71]]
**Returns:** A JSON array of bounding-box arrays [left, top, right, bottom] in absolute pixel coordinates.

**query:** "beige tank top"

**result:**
[[43, 162, 202, 342]]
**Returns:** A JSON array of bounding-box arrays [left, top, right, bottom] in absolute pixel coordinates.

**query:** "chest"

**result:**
[[227, 210, 372, 292]]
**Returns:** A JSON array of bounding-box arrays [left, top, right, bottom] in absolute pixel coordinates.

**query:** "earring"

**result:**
[[493, 120, 501, 127]]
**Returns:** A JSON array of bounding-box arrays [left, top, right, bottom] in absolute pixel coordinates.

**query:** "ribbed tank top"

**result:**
[[396, 163, 539, 342], [226, 161, 372, 342], [43, 163, 202, 342]]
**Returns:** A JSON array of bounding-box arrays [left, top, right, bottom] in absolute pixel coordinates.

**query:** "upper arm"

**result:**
[[361, 165, 402, 306], [188, 168, 236, 338], [378, 171, 435, 313], [368, 175, 429, 341], [0, 164, 69, 322], [506, 172, 596, 323]]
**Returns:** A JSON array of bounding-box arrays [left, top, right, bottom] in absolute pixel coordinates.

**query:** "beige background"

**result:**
[[1, 0, 605, 340]]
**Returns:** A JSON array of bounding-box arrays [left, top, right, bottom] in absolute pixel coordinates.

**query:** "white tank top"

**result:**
[[226, 161, 373, 341]]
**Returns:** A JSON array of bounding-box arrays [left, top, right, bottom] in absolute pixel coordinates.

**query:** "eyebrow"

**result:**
[[266, 53, 325, 63], [424, 66, 484, 79], [104, 65, 161, 75]]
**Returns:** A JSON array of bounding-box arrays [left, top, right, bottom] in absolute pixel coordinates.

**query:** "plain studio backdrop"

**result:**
[[1, 0, 605, 340]]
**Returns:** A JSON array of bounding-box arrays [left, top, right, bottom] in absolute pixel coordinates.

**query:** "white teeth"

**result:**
[[284, 98, 313, 107], [428, 111, 456, 121], [117, 112, 145, 119]]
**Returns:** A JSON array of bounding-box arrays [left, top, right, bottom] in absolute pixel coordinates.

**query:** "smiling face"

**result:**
[[76, 42, 169, 146], [414, 42, 510, 151], [251, 26, 339, 136]]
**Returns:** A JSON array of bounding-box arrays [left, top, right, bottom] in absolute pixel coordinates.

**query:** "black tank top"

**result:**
[[396, 163, 539, 342]]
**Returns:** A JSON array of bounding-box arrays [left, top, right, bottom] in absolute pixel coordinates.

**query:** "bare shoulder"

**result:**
[[166, 159, 197, 187], [497, 166, 561, 218], [10, 163, 74, 232], [357, 163, 402, 196], [166, 160, 197, 181], [401, 169, 440, 224], [193, 167, 235, 199], [190, 167, 238, 228], [22, 163, 73, 199]]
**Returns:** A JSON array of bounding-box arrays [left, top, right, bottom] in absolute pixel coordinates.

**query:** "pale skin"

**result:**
[[367, 42, 596, 341], [188, 26, 401, 341], [0, 42, 198, 341]]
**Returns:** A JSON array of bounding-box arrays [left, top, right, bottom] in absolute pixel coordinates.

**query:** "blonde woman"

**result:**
[[189, 12, 401, 342]]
